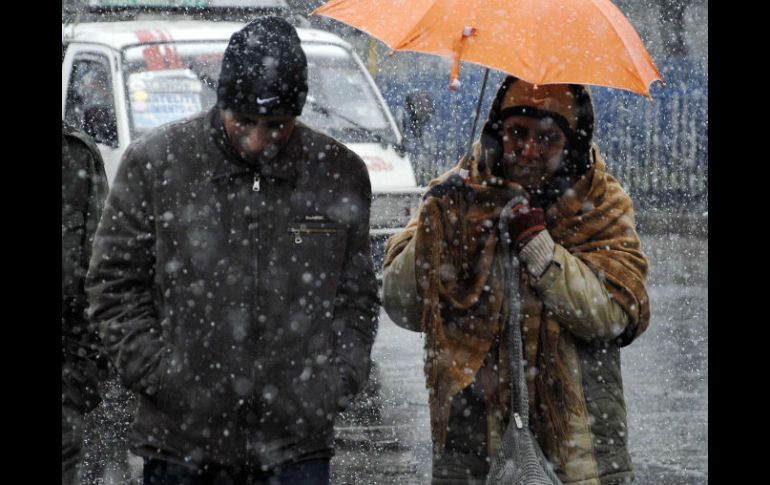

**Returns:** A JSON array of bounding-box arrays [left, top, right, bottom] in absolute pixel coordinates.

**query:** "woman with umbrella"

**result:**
[[381, 76, 651, 484]]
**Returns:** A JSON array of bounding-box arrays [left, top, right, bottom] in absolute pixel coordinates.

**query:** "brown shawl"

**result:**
[[384, 145, 650, 461]]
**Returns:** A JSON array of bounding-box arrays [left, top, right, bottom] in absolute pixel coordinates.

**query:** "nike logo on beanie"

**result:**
[[256, 96, 280, 105]]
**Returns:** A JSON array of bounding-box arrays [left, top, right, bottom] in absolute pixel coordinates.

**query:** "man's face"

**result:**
[[221, 110, 296, 162], [501, 115, 568, 190]]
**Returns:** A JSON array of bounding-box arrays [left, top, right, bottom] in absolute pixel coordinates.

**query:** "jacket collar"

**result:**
[[208, 108, 304, 183]]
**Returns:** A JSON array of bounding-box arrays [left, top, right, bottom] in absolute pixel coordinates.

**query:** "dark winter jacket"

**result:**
[[86, 108, 379, 469], [62, 120, 108, 414]]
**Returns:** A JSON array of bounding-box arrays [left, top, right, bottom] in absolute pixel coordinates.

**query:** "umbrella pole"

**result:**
[[464, 67, 491, 171]]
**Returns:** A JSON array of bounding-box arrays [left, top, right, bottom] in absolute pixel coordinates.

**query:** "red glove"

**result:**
[[508, 203, 546, 250]]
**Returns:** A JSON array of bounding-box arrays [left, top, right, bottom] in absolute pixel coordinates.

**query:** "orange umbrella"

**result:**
[[310, 0, 662, 97]]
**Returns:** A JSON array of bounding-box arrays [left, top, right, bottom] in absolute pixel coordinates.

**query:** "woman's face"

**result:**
[[500, 115, 568, 190]]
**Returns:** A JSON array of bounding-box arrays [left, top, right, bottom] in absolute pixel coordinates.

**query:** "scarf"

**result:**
[[384, 145, 649, 462]]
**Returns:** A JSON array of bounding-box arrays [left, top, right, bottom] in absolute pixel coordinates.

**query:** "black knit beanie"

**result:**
[[216, 16, 308, 116]]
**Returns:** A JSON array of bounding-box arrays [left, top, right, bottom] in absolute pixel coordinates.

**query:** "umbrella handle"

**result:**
[[463, 67, 490, 172]]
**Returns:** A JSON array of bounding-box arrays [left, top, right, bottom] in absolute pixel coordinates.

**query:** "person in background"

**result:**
[[62, 119, 108, 485]]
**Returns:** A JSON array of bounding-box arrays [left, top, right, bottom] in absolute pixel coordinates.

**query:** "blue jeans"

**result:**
[[143, 457, 330, 485]]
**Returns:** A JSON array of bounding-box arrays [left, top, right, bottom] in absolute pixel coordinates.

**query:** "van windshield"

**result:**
[[123, 41, 398, 144]]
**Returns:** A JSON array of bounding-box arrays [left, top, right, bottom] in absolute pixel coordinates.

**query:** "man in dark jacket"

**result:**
[[62, 120, 108, 485], [86, 17, 379, 484]]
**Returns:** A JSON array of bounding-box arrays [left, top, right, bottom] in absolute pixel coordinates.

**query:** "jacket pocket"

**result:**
[[287, 222, 340, 243], [286, 221, 347, 318]]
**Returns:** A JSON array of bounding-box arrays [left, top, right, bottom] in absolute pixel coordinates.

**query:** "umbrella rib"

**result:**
[[586, 0, 661, 92]]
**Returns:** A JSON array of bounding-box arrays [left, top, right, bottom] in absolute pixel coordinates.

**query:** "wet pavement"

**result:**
[[80, 231, 707, 484]]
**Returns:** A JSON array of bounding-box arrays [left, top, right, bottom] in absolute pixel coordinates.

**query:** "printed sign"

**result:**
[[128, 70, 203, 132]]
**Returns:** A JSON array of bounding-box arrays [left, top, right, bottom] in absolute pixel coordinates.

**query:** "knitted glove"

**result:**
[[508, 203, 546, 251]]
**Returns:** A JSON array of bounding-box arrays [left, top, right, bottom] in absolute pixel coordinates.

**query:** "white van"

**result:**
[[62, 19, 422, 268]]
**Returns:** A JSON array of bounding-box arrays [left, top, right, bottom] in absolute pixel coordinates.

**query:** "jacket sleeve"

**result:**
[[382, 236, 423, 332], [523, 232, 630, 342], [85, 144, 169, 397], [332, 159, 380, 404]]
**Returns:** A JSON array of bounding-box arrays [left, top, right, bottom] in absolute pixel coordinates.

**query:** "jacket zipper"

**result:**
[[247, 171, 261, 437]]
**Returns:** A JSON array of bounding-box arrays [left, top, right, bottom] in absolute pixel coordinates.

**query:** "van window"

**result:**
[[122, 41, 397, 144], [303, 44, 395, 145], [65, 53, 119, 147]]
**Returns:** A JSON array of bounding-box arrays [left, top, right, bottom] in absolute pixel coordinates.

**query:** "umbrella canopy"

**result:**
[[310, 0, 662, 97]]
